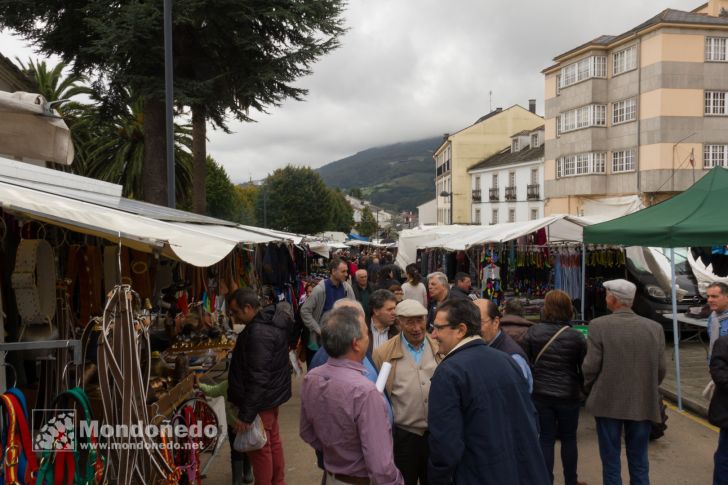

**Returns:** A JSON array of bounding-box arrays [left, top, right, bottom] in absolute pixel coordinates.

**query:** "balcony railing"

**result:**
[[472, 189, 481, 202], [489, 188, 499, 201], [505, 186, 517, 201], [527, 184, 540, 200]]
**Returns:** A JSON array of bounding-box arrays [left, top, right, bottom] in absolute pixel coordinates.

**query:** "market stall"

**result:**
[[584, 166, 728, 410], [0, 158, 300, 483]]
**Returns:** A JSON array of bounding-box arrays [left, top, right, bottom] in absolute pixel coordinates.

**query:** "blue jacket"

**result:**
[[428, 339, 549, 485]]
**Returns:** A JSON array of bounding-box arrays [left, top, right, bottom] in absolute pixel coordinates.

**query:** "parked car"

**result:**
[[626, 247, 705, 331]]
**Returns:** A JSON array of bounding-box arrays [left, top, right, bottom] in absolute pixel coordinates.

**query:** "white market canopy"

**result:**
[[415, 215, 590, 253], [396, 225, 471, 268], [0, 158, 289, 267]]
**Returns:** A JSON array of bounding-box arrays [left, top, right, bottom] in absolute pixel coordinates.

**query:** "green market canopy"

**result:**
[[584, 166, 728, 247]]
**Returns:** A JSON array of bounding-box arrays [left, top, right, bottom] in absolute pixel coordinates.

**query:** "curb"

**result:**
[[660, 385, 708, 418]]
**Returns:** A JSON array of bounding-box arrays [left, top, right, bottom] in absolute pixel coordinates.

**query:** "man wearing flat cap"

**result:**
[[583, 278, 666, 485], [373, 299, 442, 485]]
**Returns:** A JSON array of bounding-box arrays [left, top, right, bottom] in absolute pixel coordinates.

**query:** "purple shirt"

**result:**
[[300, 358, 404, 485]]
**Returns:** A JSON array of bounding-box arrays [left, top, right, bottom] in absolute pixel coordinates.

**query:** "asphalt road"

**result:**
[[204, 376, 719, 484]]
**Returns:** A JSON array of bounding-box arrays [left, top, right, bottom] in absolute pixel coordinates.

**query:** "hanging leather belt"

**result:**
[[12, 239, 56, 324]]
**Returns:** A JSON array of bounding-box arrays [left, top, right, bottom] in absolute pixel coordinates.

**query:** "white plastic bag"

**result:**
[[233, 414, 268, 452]]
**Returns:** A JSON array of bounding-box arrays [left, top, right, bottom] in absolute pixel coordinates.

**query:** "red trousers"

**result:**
[[247, 407, 286, 485]]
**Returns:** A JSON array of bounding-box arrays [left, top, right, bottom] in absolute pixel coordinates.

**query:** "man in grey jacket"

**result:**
[[300, 258, 356, 369], [583, 279, 666, 485]]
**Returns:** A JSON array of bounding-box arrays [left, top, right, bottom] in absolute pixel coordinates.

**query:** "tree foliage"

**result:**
[[256, 165, 353, 235], [0, 0, 347, 206], [203, 156, 243, 222], [327, 188, 354, 233], [235, 185, 259, 226], [358, 206, 378, 238]]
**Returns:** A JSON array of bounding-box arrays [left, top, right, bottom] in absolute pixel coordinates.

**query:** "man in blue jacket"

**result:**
[[428, 299, 549, 485]]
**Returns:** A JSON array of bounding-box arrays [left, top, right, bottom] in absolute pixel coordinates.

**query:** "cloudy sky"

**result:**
[[1, 0, 698, 182]]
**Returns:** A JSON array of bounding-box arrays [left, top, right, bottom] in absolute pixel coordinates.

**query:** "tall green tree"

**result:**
[[257, 166, 331, 234], [327, 188, 354, 233], [174, 0, 347, 214], [358, 206, 378, 238], [235, 185, 259, 226], [204, 156, 243, 222], [0, 0, 346, 207], [83, 91, 193, 200]]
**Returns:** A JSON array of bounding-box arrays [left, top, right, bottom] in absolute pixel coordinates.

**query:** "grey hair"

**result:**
[[427, 271, 449, 287], [333, 298, 365, 319], [321, 307, 364, 358]]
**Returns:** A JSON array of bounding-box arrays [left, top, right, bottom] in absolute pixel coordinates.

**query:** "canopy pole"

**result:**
[[670, 248, 683, 411], [581, 243, 586, 320]]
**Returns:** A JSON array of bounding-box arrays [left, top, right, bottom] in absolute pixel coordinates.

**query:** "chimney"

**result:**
[[528, 99, 537, 113]]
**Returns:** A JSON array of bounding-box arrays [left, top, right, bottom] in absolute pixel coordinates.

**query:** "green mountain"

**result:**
[[317, 136, 442, 212]]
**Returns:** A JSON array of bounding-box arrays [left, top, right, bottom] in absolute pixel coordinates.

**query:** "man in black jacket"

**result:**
[[228, 288, 292, 485], [709, 334, 728, 483]]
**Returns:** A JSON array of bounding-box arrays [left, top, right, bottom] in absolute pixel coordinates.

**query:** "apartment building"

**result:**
[[434, 103, 543, 224], [543, 0, 728, 215], [469, 126, 545, 225]]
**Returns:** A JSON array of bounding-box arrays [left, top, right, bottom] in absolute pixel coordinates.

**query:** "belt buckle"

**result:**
[[4, 444, 19, 467]]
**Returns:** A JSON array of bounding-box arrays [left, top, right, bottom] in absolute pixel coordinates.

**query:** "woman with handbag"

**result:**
[[523, 290, 588, 485]]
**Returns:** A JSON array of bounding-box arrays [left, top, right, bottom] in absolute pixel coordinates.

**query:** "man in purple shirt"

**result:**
[[300, 306, 404, 485]]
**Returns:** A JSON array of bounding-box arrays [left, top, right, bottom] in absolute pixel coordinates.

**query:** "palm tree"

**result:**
[[84, 91, 193, 201], [15, 58, 95, 173]]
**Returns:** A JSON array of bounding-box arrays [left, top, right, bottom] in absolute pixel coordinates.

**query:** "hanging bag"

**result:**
[[233, 414, 267, 452]]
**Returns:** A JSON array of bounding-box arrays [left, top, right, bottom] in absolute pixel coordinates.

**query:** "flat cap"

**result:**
[[396, 299, 428, 317], [603, 279, 637, 301]]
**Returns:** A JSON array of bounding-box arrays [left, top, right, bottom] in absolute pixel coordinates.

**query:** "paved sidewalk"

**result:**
[[661, 339, 711, 416]]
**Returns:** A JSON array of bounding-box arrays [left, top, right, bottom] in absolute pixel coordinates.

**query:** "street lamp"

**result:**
[[440, 190, 453, 225]]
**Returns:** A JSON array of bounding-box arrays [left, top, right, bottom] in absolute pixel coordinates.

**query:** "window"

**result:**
[[531, 209, 538, 220], [474, 176, 481, 190], [508, 209, 516, 223], [508, 172, 516, 187], [613, 46, 637, 75], [474, 209, 481, 224], [512, 139, 520, 152], [556, 152, 607, 178], [706, 37, 728, 61], [531, 168, 538, 185], [612, 149, 636, 173], [558, 56, 607, 89], [557, 104, 606, 133], [612, 98, 637, 124], [491, 209, 499, 225], [492, 174, 498, 188], [706, 91, 728, 115], [704, 144, 728, 168], [556, 75, 561, 96], [531, 133, 539, 148]]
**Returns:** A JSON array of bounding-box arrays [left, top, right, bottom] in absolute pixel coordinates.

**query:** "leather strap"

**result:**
[[12, 239, 56, 325], [534, 325, 570, 365]]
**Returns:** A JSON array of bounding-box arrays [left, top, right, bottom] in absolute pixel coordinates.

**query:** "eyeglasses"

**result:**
[[431, 322, 455, 331]]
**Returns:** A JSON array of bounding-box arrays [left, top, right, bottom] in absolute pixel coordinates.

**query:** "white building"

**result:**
[[417, 198, 437, 226], [344, 194, 394, 228], [468, 126, 545, 225]]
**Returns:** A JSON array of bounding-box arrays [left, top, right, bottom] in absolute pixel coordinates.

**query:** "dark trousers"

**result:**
[[595, 417, 651, 485], [534, 399, 580, 485], [715, 429, 728, 485], [393, 426, 428, 485]]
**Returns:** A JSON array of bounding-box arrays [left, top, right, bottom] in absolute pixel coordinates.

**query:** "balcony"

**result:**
[[527, 184, 540, 200], [505, 186, 517, 201], [472, 189, 481, 202], [488, 188, 499, 201]]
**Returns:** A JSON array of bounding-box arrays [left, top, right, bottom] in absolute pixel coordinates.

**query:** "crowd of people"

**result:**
[[209, 254, 728, 485]]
